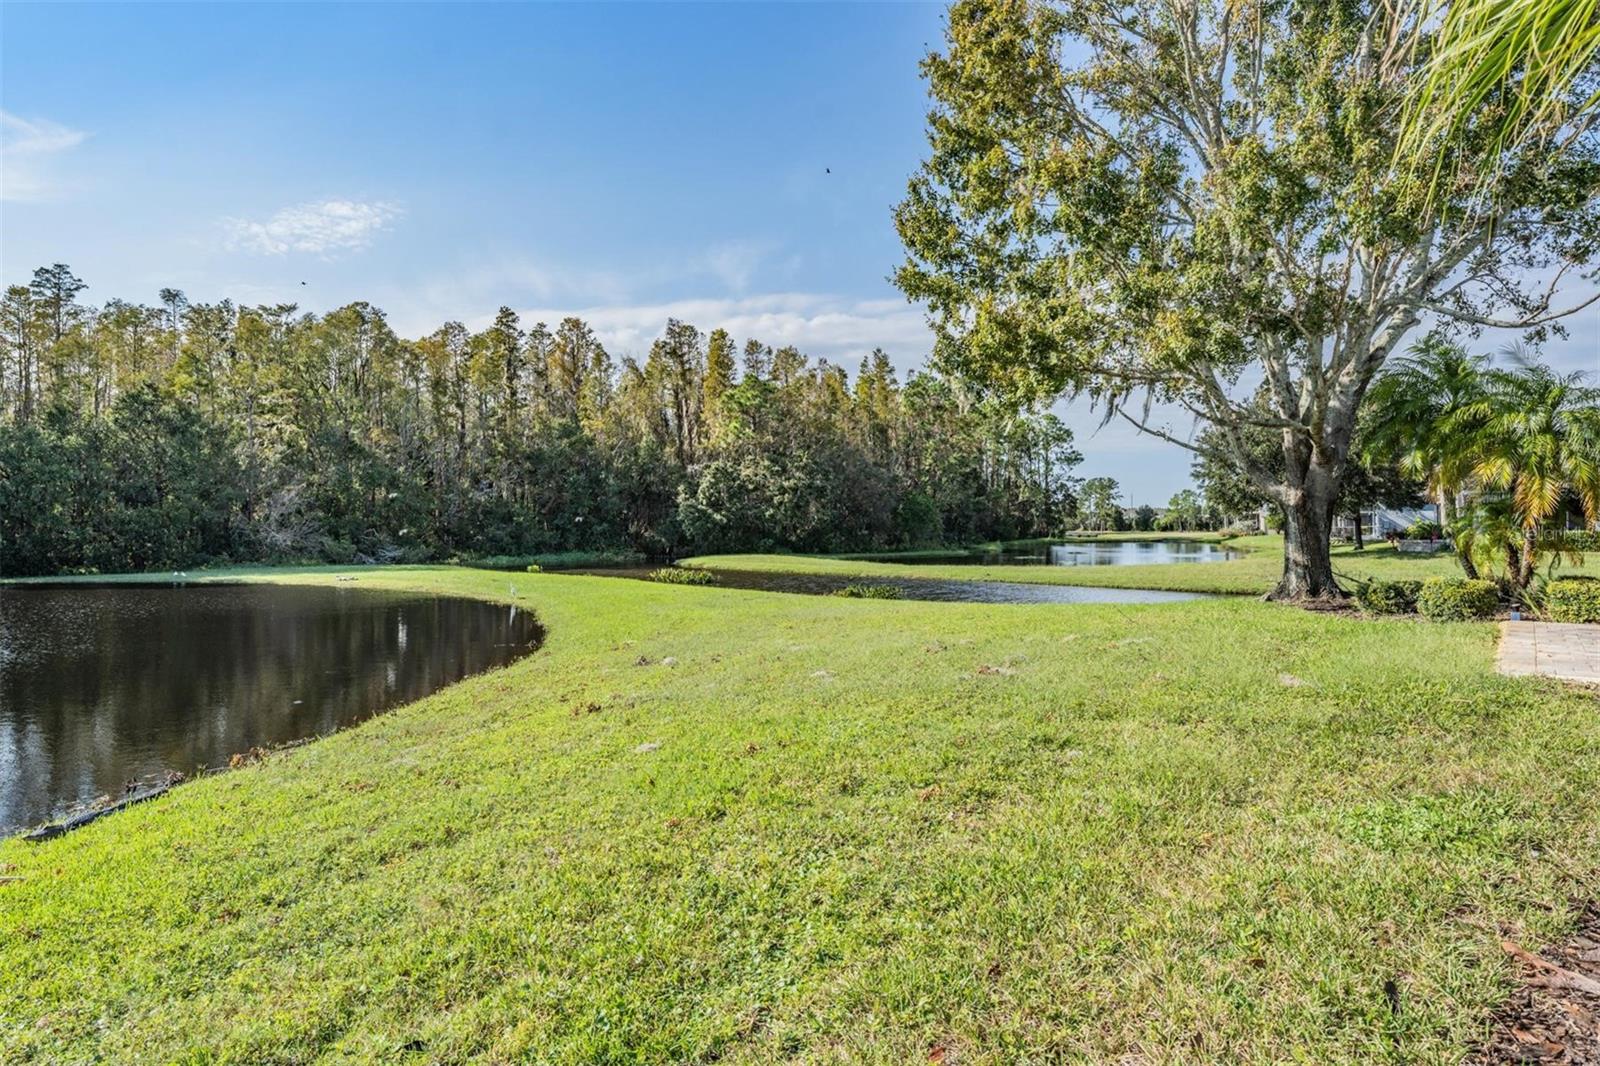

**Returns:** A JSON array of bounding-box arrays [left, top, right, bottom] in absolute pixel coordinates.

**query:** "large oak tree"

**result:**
[[896, 0, 1600, 598]]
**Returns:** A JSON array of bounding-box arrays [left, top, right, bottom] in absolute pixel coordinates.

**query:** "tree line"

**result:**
[[0, 265, 1088, 577]]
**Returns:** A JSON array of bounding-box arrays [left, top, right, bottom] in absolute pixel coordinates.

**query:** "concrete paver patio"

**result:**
[[1497, 621, 1600, 685]]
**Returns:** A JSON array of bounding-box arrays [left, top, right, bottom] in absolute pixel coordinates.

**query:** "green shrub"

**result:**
[[835, 584, 902, 599], [649, 567, 716, 586], [1405, 519, 1443, 539], [524, 564, 543, 574], [462, 550, 647, 572], [461, 554, 544, 571], [1546, 577, 1600, 623], [1552, 530, 1599, 552], [1416, 577, 1499, 622], [1354, 579, 1423, 615]]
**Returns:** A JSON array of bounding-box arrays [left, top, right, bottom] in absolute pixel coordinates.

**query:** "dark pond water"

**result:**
[[576, 568, 1205, 605], [0, 584, 543, 834], [851, 539, 1238, 567]]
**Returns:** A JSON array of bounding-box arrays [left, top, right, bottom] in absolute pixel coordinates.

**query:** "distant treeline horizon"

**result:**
[[0, 264, 1120, 577]]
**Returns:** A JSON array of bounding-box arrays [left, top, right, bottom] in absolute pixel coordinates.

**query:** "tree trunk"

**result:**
[[1439, 485, 1481, 579], [1268, 426, 1347, 601], [1352, 510, 1365, 551], [1515, 526, 1537, 590], [1271, 488, 1342, 600]]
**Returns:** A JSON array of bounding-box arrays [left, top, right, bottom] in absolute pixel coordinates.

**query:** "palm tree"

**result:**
[[1452, 352, 1600, 589], [1363, 338, 1491, 576], [1397, 0, 1600, 181]]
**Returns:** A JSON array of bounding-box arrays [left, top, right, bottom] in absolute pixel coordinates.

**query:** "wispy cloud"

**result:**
[[506, 293, 932, 368], [0, 111, 88, 202], [225, 199, 402, 256], [697, 240, 769, 292]]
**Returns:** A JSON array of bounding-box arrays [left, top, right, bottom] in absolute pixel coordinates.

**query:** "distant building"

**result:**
[[1333, 505, 1440, 541]]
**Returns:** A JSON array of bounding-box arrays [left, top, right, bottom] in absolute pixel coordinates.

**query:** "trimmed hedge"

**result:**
[[1546, 577, 1600, 624], [1416, 577, 1499, 622], [1355, 579, 1423, 615]]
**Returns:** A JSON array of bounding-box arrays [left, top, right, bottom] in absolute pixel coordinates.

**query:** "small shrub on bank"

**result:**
[[1355, 579, 1423, 615], [462, 550, 647, 571], [835, 584, 902, 599], [525, 564, 543, 573], [649, 567, 716, 586], [1417, 577, 1499, 622], [1546, 577, 1600, 623]]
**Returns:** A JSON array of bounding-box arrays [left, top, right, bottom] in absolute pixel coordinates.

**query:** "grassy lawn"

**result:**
[[685, 534, 1600, 596], [2, 565, 1597, 1062]]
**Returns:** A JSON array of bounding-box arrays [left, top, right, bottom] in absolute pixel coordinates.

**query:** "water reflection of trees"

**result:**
[[0, 586, 541, 830]]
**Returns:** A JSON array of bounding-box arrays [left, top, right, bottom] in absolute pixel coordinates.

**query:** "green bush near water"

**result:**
[[835, 583, 902, 599], [1416, 577, 1500, 621], [1354, 579, 1423, 615], [1545, 577, 1600, 623], [463, 550, 647, 571], [649, 567, 717, 586]]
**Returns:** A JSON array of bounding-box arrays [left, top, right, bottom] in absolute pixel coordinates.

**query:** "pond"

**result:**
[[0, 584, 543, 835], [576, 568, 1206, 605], [851, 539, 1239, 567]]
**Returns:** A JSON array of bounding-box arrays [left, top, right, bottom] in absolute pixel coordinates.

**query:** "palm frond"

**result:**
[[1396, 0, 1600, 195]]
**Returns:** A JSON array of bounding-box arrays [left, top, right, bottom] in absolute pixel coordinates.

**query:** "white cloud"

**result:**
[[505, 292, 933, 367], [225, 199, 402, 256], [0, 111, 88, 202], [697, 240, 768, 292]]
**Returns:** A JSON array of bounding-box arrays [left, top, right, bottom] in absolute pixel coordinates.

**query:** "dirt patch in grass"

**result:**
[[1473, 901, 1600, 1065]]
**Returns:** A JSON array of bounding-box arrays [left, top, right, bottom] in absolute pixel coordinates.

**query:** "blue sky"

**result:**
[[2, 2, 1595, 505]]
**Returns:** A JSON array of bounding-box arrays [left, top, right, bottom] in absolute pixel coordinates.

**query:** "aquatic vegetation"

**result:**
[[834, 583, 902, 599], [649, 567, 717, 586]]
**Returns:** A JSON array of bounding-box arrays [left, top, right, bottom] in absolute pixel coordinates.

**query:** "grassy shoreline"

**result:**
[[2, 566, 1597, 1062]]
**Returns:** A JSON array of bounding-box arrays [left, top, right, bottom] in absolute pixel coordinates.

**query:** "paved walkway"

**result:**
[[1497, 621, 1600, 684]]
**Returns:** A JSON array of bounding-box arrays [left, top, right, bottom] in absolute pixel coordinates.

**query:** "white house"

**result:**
[[1332, 505, 1440, 541]]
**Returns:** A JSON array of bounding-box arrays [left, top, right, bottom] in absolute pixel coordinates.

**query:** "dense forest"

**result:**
[[0, 265, 1087, 576]]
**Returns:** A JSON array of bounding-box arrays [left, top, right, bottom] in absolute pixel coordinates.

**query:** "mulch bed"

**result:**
[[1472, 901, 1600, 1064]]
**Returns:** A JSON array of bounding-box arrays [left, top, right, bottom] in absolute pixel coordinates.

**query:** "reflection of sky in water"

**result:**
[[0, 585, 542, 834], [1046, 541, 1235, 566], [849, 539, 1240, 568]]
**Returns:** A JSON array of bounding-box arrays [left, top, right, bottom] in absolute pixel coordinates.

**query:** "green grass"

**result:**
[[2, 565, 1597, 1062], [685, 534, 1600, 595]]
